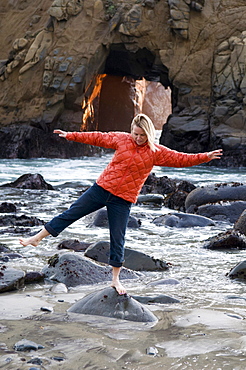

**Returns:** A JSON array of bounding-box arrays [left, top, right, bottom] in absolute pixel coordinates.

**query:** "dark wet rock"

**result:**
[[25, 271, 45, 284], [0, 256, 10, 262], [132, 294, 180, 304], [234, 209, 246, 235], [137, 194, 164, 205], [0, 173, 54, 190], [90, 208, 141, 228], [163, 190, 188, 212], [204, 230, 246, 250], [13, 339, 44, 351], [0, 226, 31, 234], [52, 356, 65, 362], [1, 252, 23, 259], [84, 241, 169, 271], [152, 212, 215, 228], [185, 183, 246, 213], [42, 253, 139, 287], [57, 239, 91, 251], [141, 174, 196, 211], [40, 306, 53, 312], [27, 358, 43, 365], [195, 201, 246, 223], [227, 261, 246, 281], [0, 243, 10, 253], [0, 202, 16, 213], [0, 266, 25, 293], [68, 287, 157, 322], [226, 295, 246, 301], [0, 214, 44, 227], [142, 173, 195, 195], [147, 278, 180, 286]]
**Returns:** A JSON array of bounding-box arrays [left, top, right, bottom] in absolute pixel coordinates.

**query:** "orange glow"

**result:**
[[81, 74, 107, 130]]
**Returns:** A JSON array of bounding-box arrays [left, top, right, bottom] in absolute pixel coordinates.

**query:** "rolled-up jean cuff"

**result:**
[[45, 224, 59, 237], [109, 259, 124, 268]]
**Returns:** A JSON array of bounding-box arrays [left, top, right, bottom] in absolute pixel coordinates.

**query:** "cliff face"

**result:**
[[0, 0, 246, 165]]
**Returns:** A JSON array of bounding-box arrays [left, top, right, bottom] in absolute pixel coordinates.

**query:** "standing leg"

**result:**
[[107, 195, 131, 295], [111, 266, 126, 295]]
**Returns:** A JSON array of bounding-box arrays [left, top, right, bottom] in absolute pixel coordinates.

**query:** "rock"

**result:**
[[0, 214, 44, 227], [67, 287, 158, 322], [132, 294, 180, 304], [1, 253, 23, 260], [152, 212, 215, 228], [204, 230, 246, 250], [185, 183, 246, 222], [146, 346, 158, 356], [227, 261, 246, 281], [24, 271, 45, 284], [147, 278, 180, 286], [185, 183, 246, 213], [90, 208, 141, 228], [42, 253, 139, 287], [0, 226, 31, 235], [163, 190, 190, 212], [0, 243, 10, 253], [0, 266, 25, 293], [50, 282, 68, 293], [13, 339, 44, 351], [0, 173, 54, 190], [57, 239, 91, 251], [40, 306, 53, 312], [137, 194, 164, 205], [0, 202, 16, 213], [234, 209, 246, 235], [84, 241, 169, 271], [195, 201, 246, 223]]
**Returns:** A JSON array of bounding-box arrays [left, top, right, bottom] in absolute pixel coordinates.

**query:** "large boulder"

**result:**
[[0, 173, 54, 190], [152, 212, 215, 228], [0, 266, 25, 293], [90, 209, 141, 229], [185, 183, 246, 222], [194, 201, 246, 223], [227, 261, 246, 281], [67, 287, 158, 322], [204, 230, 246, 250], [234, 209, 246, 236], [42, 252, 139, 287], [84, 241, 169, 271]]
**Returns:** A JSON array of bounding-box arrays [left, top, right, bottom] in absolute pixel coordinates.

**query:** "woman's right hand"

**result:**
[[53, 129, 68, 138]]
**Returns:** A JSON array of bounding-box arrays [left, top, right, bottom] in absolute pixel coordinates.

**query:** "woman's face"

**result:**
[[131, 125, 148, 146]]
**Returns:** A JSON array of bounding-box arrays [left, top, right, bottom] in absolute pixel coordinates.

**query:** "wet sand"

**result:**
[[1, 287, 246, 370]]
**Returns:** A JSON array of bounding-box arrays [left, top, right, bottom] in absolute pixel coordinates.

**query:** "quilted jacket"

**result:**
[[66, 131, 211, 203]]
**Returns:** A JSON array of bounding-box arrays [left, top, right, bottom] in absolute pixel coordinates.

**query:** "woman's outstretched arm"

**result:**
[[53, 129, 68, 138], [207, 149, 223, 160]]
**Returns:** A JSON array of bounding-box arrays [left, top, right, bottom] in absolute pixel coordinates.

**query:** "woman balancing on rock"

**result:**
[[20, 114, 223, 294]]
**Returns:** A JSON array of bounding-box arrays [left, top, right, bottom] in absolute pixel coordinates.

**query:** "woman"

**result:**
[[20, 114, 223, 294]]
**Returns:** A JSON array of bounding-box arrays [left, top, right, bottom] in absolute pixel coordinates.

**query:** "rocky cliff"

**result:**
[[0, 0, 246, 165]]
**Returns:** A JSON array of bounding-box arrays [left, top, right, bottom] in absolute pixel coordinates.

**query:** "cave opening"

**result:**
[[82, 44, 172, 133]]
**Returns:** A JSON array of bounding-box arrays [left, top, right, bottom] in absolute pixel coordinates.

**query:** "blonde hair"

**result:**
[[131, 113, 159, 152]]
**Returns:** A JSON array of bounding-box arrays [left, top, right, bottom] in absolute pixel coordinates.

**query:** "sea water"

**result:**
[[1, 154, 246, 369]]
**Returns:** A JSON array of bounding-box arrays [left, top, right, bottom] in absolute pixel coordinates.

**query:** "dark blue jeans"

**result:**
[[45, 183, 132, 267]]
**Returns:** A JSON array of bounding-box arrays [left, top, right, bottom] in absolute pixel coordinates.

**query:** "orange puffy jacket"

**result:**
[[66, 131, 211, 203]]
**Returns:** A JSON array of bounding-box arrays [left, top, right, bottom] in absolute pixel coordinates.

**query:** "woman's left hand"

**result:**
[[207, 149, 223, 160]]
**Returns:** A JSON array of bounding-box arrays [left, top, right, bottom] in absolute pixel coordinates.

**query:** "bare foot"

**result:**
[[19, 236, 40, 247], [111, 280, 127, 295]]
